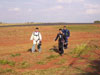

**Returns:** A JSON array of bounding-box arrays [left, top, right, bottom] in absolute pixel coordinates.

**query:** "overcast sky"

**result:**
[[0, 0, 100, 23]]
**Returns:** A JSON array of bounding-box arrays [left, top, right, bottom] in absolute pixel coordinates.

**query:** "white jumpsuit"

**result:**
[[30, 32, 42, 45]]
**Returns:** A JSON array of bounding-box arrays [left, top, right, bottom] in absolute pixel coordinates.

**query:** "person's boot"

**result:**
[[38, 44, 41, 52], [64, 44, 68, 49], [59, 50, 64, 56], [59, 52, 62, 56]]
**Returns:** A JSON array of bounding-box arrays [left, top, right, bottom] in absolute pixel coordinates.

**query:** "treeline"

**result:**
[[94, 21, 100, 23], [1, 21, 100, 24], [0, 22, 3, 24]]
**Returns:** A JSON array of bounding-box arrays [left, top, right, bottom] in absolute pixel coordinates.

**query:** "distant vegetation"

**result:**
[[94, 21, 100, 23], [0, 22, 3, 24]]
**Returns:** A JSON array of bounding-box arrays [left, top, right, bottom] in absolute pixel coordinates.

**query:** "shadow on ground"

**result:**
[[27, 48, 38, 53], [49, 46, 59, 53], [76, 59, 100, 75], [76, 52, 100, 75], [27, 48, 32, 52]]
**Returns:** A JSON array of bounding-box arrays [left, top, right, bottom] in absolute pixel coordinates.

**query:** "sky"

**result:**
[[0, 0, 100, 23]]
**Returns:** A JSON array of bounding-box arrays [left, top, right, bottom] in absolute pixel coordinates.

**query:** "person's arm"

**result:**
[[68, 30, 70, 37], [62, 30, 64, 34], [55, 34, 59, 41], [30, 32, 34, 40]]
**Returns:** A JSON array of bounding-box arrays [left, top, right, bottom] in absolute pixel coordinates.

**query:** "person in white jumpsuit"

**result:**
[[30, 27, 42, 53]]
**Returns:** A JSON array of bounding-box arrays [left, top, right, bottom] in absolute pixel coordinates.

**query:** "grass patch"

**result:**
[[0, 68, 13, 74], [54, 25, 100, 32], [18, 61, 30, 68], [68, 25, 99, 32], [23, 66, 68, 75], [70, 44, 88, 57], [46, 55, 59, 60], [88, 53, 97, 61], [0, 60, 16, 66], [0, 60, 9, 65], [36, 54, 60, 65], [36, 61, 47, 65], [55, 58, 66, 65], [11, 53, 21, 57], [70, 40, 100, 58], [22, 65, 84, 75]]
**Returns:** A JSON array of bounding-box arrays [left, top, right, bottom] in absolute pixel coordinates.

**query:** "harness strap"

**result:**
[[33, 32, 40, 42]]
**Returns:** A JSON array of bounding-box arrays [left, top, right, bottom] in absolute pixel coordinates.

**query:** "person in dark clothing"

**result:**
[[55, 29, 64, 56], [62, 26, 70, 49]]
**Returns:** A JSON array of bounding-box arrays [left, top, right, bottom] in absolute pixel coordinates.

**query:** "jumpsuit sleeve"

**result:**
[[39, 32, 42, 41], [68, 30, 70, 37], [62, 30, 64, 33], [30, 32, 34, 40], [55, 34, 59, 41]]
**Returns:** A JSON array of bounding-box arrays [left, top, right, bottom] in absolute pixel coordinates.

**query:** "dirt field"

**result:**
[[0, 25, 100, 75]]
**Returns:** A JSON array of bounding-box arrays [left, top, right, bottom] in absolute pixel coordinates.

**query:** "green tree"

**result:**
[[94, 21, 100, 23]]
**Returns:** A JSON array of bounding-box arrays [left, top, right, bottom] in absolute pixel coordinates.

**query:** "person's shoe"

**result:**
[[64, 47, 67, 49], [38, 50, 41, 53], [59, 52, 62, 55], [59, 53, 63, 56], [64, 46, 68, 49], [60, 54, 62, 56], [38, 49, 41, 53], [32, 52, 34, 53]]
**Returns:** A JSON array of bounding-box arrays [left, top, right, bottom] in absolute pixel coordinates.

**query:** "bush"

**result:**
[[71, 44, 87, 57], [70, 40, 100, 58]]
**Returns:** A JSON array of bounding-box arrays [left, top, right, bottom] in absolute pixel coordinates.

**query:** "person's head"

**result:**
[[35, 27, 39, 32], [63, 26, 66, 30], [59, 28, 62, 33]]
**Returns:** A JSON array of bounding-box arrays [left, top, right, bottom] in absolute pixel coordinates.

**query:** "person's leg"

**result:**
[[58, 42, 61, 53], [59, 42, 64, 55], [37, 44, 41, 52], [64, 37, 68, 49], [61, 43, 64, 55], [59, 47, 64, 56], [61, 47, 64, 54], [32, 44, 35, 53], [59, 47, 61, 54], [64, 44, 66, 48], [64, 43, 68, 49]]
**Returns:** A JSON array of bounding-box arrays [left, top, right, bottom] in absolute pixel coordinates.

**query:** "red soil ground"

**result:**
[[0, 25, 100, 74]]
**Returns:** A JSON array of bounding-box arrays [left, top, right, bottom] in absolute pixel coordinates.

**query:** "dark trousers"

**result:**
[[64, 37, 68, 49], [59, 42, 64, 55], [64, 43, 68, 49]]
